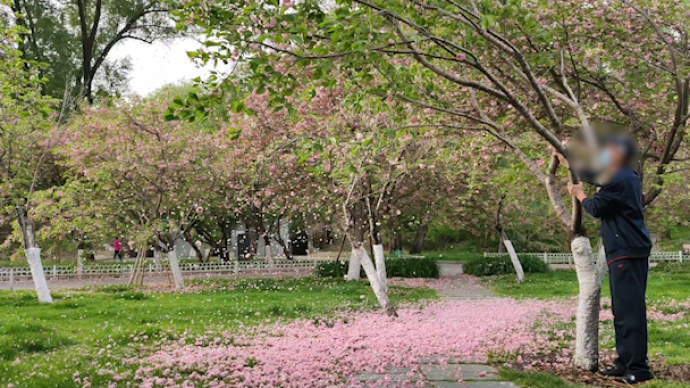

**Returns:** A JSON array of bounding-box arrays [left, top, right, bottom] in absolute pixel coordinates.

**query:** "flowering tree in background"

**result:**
[[55, 97, 214, 289], [289, 83, 472, 316], [175, 0, 690, 369], [217, 92, 322, 260], [0, 13, 60, 303], [29, 179, 115, 271]]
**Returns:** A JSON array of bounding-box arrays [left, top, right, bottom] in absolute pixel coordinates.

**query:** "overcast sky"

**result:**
[[111, 37, 218, 97]]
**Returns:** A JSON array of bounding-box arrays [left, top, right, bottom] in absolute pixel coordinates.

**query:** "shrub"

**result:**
[[386, 258, 440, 278], [463, 255, 549, 277], [315, 261, 349, 278], [315, 258, 439, 279], [424, 252, 482, 262], [652, 261, 690, 273]]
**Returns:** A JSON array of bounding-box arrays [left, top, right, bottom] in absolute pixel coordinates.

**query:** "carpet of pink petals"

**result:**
[[105, 278, 687, 388], [123, 298, 574, 388]]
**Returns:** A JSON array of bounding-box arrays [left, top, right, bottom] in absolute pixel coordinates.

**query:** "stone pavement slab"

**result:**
[[354, 362, 516, 387], [419, 355, 485, 364], [354, 369, 422, 382], [421, 364, 499, 381], [435, 275, 496, 300], [432, 382, 520, 388]]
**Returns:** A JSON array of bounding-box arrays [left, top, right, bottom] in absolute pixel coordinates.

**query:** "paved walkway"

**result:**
[[353, 361, 518, 387], [436, 278, 496, 300], [353, 277, 520, 388]]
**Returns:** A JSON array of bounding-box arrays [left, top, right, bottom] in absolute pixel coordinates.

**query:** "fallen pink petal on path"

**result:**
[[130, 297, 574, 387], [117, 278, 685, 387]]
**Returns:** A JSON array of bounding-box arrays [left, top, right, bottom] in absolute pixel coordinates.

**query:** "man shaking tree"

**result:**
[[567, 136, 654, 387]]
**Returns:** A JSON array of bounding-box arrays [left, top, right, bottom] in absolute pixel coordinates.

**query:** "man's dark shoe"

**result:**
[[598, 365, 626, 379], [610, 373, 655, 387]]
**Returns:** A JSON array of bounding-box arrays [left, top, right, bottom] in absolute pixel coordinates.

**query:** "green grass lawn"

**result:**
[[483, 262, 690, 302], [501, 369, 690, 388], [484, 264, 690, 388], [0, 277, 436, 388]]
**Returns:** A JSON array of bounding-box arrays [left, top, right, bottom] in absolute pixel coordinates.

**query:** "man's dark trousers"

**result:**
[[608, 257, 652, 377]]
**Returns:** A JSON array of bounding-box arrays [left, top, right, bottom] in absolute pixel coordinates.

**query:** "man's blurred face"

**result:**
[[603, 143, 626, 173]]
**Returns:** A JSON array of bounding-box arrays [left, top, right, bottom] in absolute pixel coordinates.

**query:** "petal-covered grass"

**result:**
[[485, 267, 690, 387], [502, 368, 690, 388], [0, 277, 435, 388], [132, 298, 575, 388], [482, 268, 690, 366], [86, 280, 686, 388], [2, 271, 688, 388]]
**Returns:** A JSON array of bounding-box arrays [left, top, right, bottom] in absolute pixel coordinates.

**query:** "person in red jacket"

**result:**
[[113, 238, 123, 261]]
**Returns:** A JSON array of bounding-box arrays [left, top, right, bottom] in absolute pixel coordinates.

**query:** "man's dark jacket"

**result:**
[[581, 167, 652, 263]]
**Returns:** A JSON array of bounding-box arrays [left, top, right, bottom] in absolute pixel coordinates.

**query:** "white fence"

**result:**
[[483, 251, 688, 264], [0, 259, 318, 284]]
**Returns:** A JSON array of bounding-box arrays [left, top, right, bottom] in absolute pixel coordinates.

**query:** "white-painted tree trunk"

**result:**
[[596, 242, 608, 286], [502, 239, 525, 283], [354, 245, 396, 316], [571, 236, 603, 371], [153, 250, 162, 272], [347, 248, 361, 280], [266, 244, 274, 266], [372, 244, 388, 293], [26, 248, 52, 303], [77, 249, 84, 276], [167, 250, 185, 290]]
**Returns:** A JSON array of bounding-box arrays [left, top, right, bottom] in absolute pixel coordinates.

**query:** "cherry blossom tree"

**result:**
[[0, 13, 61, 303], [285, 83, 473, 316], [176, 0, 689, 369], [191, 90, 325, 261], [55, 97, 214, 289]]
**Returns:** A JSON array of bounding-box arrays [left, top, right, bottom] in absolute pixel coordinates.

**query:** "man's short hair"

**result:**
[[604, 135, 638, 164]]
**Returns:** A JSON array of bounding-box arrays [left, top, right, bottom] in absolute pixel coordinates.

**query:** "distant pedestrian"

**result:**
[[113, 238, 123, 261]]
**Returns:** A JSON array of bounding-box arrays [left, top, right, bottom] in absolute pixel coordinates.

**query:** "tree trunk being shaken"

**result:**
[[571, 236, 602, 371]]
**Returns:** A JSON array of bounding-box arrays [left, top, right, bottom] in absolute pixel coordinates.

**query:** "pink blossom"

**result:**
[[133, 288, 577, 387]]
